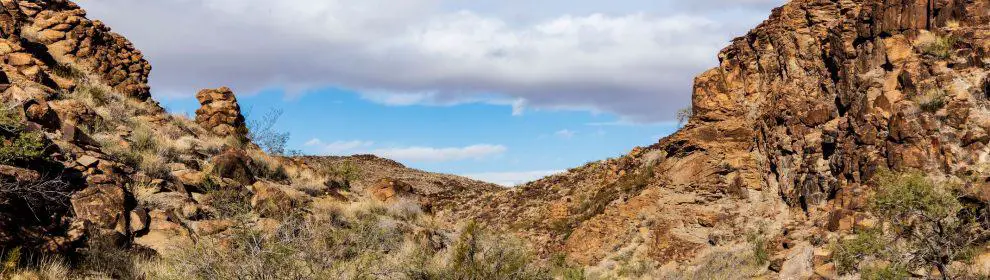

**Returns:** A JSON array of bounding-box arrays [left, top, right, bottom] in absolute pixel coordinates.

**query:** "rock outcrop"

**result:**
[[195, 87, 247, 139], [3, 0, 151, 99], [428, 0, 990, 277]]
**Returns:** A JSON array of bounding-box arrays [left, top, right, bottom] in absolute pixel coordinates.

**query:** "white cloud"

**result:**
[[77, 0, 782, 122], [305, 139, 375, 155], [372, 144, 507, 162], [555, 129, 576, 139], [462, 170, 565, 186]]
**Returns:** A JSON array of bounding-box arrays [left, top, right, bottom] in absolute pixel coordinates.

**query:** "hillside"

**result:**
[[430, 0, 990, 278], [0, 0, 989, 279]]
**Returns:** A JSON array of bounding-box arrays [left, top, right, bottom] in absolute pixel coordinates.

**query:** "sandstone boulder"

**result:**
[[779, 244, 814, 280], [134, 210, 192, 254], [368, 178, 413, 203]]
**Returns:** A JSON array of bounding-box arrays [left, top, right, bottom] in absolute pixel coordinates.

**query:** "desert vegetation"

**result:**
[[831, 171, 989, 279]]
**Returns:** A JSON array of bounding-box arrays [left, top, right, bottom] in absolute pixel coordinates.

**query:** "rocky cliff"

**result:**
[[430, 0, 990, 278]]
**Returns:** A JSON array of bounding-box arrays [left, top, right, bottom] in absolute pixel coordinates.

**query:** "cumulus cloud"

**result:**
[[371, 144, 507, 162], [78, 0, 783, 122], [304, 139, 375, 155], [462, 170, 565, 186]]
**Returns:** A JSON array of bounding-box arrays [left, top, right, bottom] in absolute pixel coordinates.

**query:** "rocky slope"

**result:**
[[0, 2, 529, 279], [429, 0, 990, 278]]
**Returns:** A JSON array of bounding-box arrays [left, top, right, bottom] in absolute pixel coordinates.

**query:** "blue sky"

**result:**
[[78, 0, 785, 185]]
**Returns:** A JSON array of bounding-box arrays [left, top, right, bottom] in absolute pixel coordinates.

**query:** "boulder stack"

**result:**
[[195, 87, 248, 139]]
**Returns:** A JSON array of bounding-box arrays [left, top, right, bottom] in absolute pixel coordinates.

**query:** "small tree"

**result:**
[[870, 171, 986, 279], [246, 108, 290, 155], [677, 107, 693, 126]]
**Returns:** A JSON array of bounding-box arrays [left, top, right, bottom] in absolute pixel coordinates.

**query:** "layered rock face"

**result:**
[[195, 87, 248, 139], [432, 0, 990, 276]]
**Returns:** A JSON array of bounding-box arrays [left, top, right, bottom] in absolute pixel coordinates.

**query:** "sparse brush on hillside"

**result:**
[[830, 171, 989, 279], [915, 88, 948, 113], [0, 103, 47, 164], [917, 32, 958, 59], [136, 202, 553, 280]]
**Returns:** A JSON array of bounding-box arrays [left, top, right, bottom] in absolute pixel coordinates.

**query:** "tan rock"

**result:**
[[368, 178, 413, 203], [129, 209, 149, 233], [7, 52, 33, 66], [813, 263, 837, 279], [973, 252, 990, 276], [190, 219, 235, 236], [76, 155, 99, 167], [135, 210, 192, 254], [780, 244, 814, 280]]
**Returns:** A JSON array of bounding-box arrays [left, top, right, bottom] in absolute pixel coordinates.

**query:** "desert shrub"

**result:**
[[248, 153, 290, 183], [0, 104, 46, 164], [51, 63, 86, 80], [143, 208, 407, 279], [201, 179, 252, 219], [916, 88, 948, 113], [918, 33, 958, 59], [139, 152, 172, 180], [746, 230, 771, 265], [2, 247, 21, 274], [404, 222, 550, 280], [831, 229, 885, 274], [385, 198, 423, 222], [0, 179, 72, 217], [860, 264, 910, 280], [866, 171, 988, 279], [549, 254, 586, 280], [72, 83, 110, 108], [246, 108, 290, 155], [130, 126, 158, 151], [572, 165, 655, 229], [0, 130, 46, 164], [328, 161, 361, 183]]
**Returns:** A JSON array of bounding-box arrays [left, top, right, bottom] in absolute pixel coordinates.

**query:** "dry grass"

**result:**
[[915, 88, 948, 113], [3, 256, 71, 280], [657, 246, 765, 280], [916, 32, 958, 59]]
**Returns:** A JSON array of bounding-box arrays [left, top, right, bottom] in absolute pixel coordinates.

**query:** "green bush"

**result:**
[[867, 171, 986, 279], [0, 130, 46, 164], [860, 264, 910, 280], [0, 105, 46, 164], [328, 161, 361, 184], [831, 229, 885, 274]]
